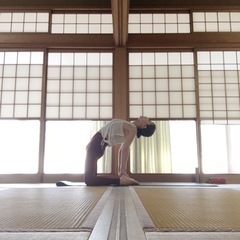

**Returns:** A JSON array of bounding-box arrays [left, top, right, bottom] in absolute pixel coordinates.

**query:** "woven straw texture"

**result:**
[[0, 187, 106, 232], [134, 187, 240, 232]]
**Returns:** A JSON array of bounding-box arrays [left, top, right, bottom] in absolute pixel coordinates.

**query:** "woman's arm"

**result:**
[[118, 123, 136, 176]]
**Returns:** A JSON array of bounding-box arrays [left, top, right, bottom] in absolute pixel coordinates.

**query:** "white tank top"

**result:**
[[100, 119, 136, 147]]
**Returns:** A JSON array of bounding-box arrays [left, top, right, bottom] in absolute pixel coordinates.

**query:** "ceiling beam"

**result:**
[[0, 33, 114, 49], [111, 0, 129, 46], [130, 0, 240, 10], [0, 0, 111, 10], [127, 33, 240, 49]]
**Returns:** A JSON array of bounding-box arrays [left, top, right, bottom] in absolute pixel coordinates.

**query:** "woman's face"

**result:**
[[138, 116, 150, 128]]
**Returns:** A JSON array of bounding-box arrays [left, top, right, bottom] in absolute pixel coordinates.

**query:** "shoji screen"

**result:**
[[129, 52, 196, 119], [46, 52, 113, 119], [197, 51, 240, 124]]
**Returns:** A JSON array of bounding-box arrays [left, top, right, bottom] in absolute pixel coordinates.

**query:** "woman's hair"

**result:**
[[137, 122, 156, 138]]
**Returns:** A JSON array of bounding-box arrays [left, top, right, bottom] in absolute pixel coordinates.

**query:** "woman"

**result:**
[[85, 116, 156, 186]]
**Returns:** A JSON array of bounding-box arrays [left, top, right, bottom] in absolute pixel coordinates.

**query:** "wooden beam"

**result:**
[[1, 32, 240, 49], [121, 0, 129, 46], [111, 0, 129, 46], [0, 33, 114, 49], [0, 0, 111, 11], [130, 0, 240, 11], [127, 33, 240, 49], [1, 0, 239, 10]]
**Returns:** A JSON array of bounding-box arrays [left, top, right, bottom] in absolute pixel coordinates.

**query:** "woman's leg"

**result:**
[[84, 132, 120, 186]]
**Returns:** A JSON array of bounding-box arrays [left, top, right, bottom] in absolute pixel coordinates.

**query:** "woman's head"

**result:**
[[136, 116, 156, 138]]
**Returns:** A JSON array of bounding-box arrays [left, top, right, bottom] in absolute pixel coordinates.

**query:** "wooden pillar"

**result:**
[[113, 47, 128, 119], [112, 47, 128, 175]]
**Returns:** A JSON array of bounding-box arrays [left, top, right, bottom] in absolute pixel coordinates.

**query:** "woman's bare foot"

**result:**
[[120, 175, 140, 186], [119, 172, 130, 178]]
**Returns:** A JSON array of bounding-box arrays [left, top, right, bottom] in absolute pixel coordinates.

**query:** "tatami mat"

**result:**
[[146, 232, 240, 240], [0, 187, 107, 232], [140, 182, 218, 187], [0, 232, 90, 240], [134, 187, 240, 232], [1, 184, 240, 239]]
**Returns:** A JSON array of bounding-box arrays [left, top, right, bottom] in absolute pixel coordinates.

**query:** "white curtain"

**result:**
[[130, 121, 172, 173], [94, 120, 172, 174]]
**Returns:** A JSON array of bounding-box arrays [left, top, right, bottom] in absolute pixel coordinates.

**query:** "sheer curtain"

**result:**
[[94, 120, 172, 174], [130, 121, 172, 173]]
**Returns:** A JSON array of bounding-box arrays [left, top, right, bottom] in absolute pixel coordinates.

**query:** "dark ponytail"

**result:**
[[137, 123, 156, 138]]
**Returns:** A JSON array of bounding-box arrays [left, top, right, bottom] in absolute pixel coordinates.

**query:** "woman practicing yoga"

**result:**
[[85, 116, 156, 186]]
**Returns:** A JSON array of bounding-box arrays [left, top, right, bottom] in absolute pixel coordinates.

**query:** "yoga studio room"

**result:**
[[1, 0, 240, 239]]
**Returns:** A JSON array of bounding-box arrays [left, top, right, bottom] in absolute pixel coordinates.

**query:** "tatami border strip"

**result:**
[[89, 187, 149, 240], [124, 187, 147, 240], [81, 187, 113, 230], [88, 187, 116, 240], [129, 187, 157, 231]]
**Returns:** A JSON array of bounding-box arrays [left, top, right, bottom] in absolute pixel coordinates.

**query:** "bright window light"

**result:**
[[0, 120, 40, 173], [130, 120, 198, 174], [44, 120, 111, 174], [170, 121, 198, 173], [201, 124, 240, 173], [44, 121, 92, 174]]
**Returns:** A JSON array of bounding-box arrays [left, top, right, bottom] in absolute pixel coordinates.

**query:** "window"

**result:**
[[130, 120, 198, 173], [193, 12, 240, 32], [0, 12, 113, 34], [0, 51, 44, 118], [198, 51, 240, 174], [129, 52, 196, 118], [0, 12, 49, 33], [197, 51, 240, 124], [201, 124, 240, 173], [51, 14, 113, 34], [44, 120, 111, 174], [46, 52, 113, 119], [129, 13, 190, 33], [0, 120, 40, 174]]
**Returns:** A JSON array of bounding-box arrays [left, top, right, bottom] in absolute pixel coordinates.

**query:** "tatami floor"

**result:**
[[0, 183, 240, 240]]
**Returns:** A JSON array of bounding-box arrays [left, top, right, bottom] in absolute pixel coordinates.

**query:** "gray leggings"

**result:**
[[84, 132, 120, 186]]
